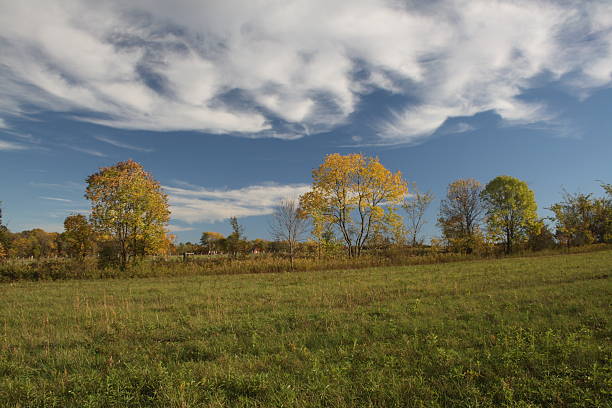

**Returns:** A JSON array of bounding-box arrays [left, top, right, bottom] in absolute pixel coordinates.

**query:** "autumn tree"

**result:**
[[7, 229, 58, 258], [549, 184, 612, 247], [527, 220, 556, 251], [481, 176, 539, 254], [62, 214, 96, 258], [200, 231, 225, 254], [402, 185, 433, 246], [0, 242, 6, 261], [85, 160, 170, 268], [269, 198, 308, 268], [437, 179, 485, 253], [0, 202, 10, 253], [226, 217, 246, 258], [299, 153, 408, 257]]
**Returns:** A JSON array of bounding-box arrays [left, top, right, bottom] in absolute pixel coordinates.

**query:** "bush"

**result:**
[[0, 244, 610, 282]]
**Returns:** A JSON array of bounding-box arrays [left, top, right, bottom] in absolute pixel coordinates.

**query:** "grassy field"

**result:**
[[0, 251, 610, 407]]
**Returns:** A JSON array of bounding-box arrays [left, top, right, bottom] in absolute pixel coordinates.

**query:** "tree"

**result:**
[[437, 179, 485, 253], [527, 220, 556, 251], [62, 214, 96, 258], [299, 153, 408, 257], [0, 202, 10, 252], [226, 217, 246, 258], [481, 176, 539, 254], [0, 242, 6, 261], [549, 184, 612, 247], [7, 229, 58, 258], [402, 185, 433, 246], [200, 232, 225, 254], [85, 160, 170, 268], [269, 199, 308, 268]]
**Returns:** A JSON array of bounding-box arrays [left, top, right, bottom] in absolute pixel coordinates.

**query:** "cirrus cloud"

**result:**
[[0, 0, 610, 143], [165, 181, 310, 223]]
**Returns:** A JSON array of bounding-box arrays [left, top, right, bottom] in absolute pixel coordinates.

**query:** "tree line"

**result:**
[[0, 155, 610, 268]]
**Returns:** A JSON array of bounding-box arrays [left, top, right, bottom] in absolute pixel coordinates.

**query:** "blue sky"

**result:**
[[0, 0, 611, 243]]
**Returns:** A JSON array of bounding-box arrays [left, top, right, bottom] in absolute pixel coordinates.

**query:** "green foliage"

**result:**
[[527, 220, 556, 251], [549, 185, 612, 247], [226, 217, 246, 258], [0, 251, 610, 406], [482, 176, 539, 254]]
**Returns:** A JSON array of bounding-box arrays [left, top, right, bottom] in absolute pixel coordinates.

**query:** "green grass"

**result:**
[[0, 251, 610, 407]]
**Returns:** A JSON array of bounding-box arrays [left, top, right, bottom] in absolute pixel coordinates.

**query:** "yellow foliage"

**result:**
[[300, 153, 408, 256], [85, 160, 170, 267]]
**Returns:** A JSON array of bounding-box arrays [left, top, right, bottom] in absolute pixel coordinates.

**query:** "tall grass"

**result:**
[[1, 243, 610, 282]]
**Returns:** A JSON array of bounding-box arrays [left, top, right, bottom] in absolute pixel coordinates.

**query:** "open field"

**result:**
[[0, 251, 610, 407]]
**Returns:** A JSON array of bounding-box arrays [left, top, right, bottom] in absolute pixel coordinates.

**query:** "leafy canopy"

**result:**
[[482, 175, 538, 253], [85, 160, 170, 266], [300, 153, 408, 256], [62, 214, 96, 258]]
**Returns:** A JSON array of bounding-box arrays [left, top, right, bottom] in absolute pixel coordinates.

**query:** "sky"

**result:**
[[0, 0, 611, 243]]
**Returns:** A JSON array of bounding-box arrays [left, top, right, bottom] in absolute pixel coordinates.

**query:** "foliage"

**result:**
[[200, 232, 225, 254], [0, 251, 610, 406], [85, 159, 171, 268], [482, 176, 539, 254], [62, 214, 96, 258], [437, 178, 485, 253], [7, 229, 59, 259], [526, 220, 556, 251], [0, 242, 5, 261], [226, 217, 246, 258], [300, 153, 408, 257], [548, 184, 612, 247], [402, 185, 433, 246]]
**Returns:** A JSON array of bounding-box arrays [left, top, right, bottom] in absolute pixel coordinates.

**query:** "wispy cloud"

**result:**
[[0, 139, 27, 151], [0, 119, 8, 129], [165, 182, 310, 223], [40, 196, 72, 203], [0, 1, 609, 144], [94, 135, 153, 152], [29, 181, 84, 191], [167, 224, 195, 232], [69, 146, 107, 157]]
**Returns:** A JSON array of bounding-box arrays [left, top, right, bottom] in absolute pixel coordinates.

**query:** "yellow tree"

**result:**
[[85, 160, 170, 268], [62, 214, 96, 258], [0, 242, 6, 261], [300, 153, 408, 257], [200, 231, 225, 254]]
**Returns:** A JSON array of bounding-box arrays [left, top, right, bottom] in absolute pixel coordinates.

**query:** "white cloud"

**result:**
[[68, 146, 107, 157], [0, 119, 8, 129], [167, 224, 195, 232], [0, 139, 27, 151], [40, 196, 72, 203], [0, 0, 610, 143], [94, 135, 153, 152], [165, 182, 310, 223], [29, 181, 84, 190]]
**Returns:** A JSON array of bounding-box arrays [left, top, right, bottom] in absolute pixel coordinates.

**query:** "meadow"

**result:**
[[0, 250, 610, 407]]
